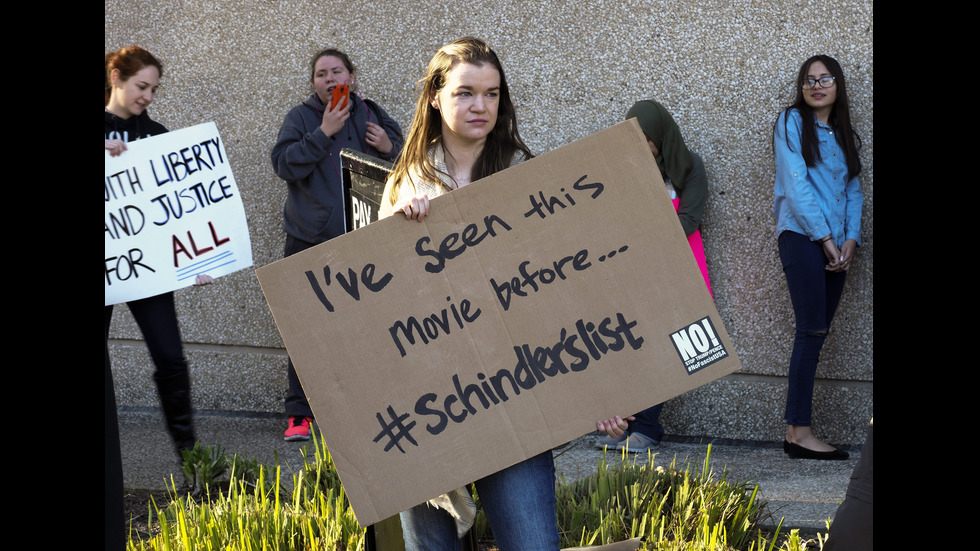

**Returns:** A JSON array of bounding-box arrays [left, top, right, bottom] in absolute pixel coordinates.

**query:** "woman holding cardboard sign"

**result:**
[[381, 36, 632, 551], [381, 36, 557, 551], [104, 46, 213, 459], [272, 48, 403, 442], [774, 55, 863, 460]]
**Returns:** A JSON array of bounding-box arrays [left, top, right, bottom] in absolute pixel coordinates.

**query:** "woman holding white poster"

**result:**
[[104, 46, 211, 458], [380, 36, 631, 551], [773, 55, 863, 460]]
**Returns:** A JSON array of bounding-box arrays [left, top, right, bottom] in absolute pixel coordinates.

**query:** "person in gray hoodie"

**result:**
[[271, 48, 404, 441]]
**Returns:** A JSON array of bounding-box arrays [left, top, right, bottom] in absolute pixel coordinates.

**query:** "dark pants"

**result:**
[[283, 234, 317, 418], [105, 292, 195, 453], [778, 231, 847, 426], [628, 403, 665, 442], [105, 292, 188, 379], [105, 341, 124, 551]]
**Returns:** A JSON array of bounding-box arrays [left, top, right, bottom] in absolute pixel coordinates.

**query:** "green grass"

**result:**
[[554, 447, 814, 550], [128, 438, 826, 550]]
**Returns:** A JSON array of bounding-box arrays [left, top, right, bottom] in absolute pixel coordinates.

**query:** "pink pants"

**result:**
[[674, 198, 712, 297]]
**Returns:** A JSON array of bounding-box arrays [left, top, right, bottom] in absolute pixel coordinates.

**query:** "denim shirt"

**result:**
[[774, 109, 862, 247]]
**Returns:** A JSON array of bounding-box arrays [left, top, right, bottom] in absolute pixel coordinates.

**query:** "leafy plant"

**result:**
[[179, 442, 263, 495], [134, 440, 826, 551], [555, 445, 770, 550], [179, 442, 229, 494], [296, 432, 345, 501], [132, 435, 365, 550]]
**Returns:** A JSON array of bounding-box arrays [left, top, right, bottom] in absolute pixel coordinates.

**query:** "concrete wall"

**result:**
[[106, 0, 873, 444]]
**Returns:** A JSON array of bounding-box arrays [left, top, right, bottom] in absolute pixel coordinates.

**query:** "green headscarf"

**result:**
[[625, 100, 694, 192]]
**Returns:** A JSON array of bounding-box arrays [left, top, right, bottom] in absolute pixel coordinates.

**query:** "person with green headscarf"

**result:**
[[625, 99, 708, 236], [596, 99, 711, 453]]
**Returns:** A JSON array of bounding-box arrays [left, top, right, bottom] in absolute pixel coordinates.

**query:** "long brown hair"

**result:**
[[388, 37, 531, 204], [105, 46, 163, 106]]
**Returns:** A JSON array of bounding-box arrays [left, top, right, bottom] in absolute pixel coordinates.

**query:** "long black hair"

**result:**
[[779, 55, 862, 179]]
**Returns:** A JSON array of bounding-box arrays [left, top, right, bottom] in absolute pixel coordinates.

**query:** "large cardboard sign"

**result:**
[[105, 123, 253, 305], [256, 120, 741, 526]]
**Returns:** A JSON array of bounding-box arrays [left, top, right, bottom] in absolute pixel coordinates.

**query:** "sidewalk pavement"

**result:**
[[118, 409, 861, 535]]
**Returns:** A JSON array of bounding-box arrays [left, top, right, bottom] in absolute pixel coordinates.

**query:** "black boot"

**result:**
[[154, 370, 196, 456]]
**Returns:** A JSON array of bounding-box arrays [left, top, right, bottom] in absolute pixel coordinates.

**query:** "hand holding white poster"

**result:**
[[105, 122, 252, 305]]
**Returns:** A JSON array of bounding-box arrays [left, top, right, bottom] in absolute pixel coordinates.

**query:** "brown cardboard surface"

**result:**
[[256, 120, 741, 526]]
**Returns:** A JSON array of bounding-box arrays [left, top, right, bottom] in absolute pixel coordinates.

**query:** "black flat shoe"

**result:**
[[783, 440, 849, 460]]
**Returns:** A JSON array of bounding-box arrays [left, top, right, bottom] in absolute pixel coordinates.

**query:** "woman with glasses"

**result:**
[[774, 55, 863, 460]]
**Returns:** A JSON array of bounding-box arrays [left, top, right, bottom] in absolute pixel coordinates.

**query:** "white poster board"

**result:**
[[105, 122, 252, 305]]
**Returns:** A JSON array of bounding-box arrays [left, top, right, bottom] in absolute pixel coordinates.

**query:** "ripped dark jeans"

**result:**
[[778, 231, 847, 426]]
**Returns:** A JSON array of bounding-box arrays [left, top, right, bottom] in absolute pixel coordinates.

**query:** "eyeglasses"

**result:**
[[802, 77, 836, 90]]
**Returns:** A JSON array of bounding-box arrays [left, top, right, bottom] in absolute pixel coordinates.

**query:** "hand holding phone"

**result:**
[[321, 85, 352, 137], [330, 84, 350, 111]]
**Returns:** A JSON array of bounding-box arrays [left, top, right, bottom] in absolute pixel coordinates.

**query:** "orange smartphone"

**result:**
[[330, 84, 350, 110]]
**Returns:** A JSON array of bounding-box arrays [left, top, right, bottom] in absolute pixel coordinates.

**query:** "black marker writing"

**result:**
[[105, 248, 155, 285], [150, 137, 225, 186], [415, 214, 512, 274], [306, 262, 394, 312], [490, 245, 628, 311], [372, 405, 418, 453], [413, 312, 643, 436], [105, 167, 143, 202], [150, 177, 235, 226], [389, 296, 482, 357], [105, 205, 146, 240], [524, 175, 604, 220]]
